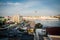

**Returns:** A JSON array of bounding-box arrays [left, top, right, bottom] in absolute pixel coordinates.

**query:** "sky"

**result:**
[[0, 0, 60, 16]]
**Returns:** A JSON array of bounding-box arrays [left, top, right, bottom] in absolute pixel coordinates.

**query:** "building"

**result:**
[[11, 14, 23, 23]]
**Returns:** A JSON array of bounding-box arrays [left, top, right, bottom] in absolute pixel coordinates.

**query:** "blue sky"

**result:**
[[0, 0, 60, 16]]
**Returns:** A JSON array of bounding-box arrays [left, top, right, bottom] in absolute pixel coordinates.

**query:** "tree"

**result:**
[[0, 17, 6, 27], [35, 23, 43, 29]]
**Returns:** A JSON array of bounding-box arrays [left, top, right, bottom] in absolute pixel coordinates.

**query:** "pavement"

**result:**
[[49, 35, 60, 40]]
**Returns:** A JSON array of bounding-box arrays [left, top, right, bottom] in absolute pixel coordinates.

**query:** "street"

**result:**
[[0, 24, 60, 40], [0, 24, 34, 40], [0, 34, 34, 40]]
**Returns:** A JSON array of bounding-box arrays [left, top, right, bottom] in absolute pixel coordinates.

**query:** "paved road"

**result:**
[[0, 26, 34, 40], [0, 36, 60, 40], [0, 25, 60, 40], [0, 34, 34, 40]]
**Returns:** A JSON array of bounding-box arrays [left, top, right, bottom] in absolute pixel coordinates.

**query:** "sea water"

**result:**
[[35, 19, 60, 27]]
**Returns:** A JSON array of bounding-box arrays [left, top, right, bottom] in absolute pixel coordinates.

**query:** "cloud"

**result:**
[[0, 1, 37, 16], [0, 1, 60, 16]]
